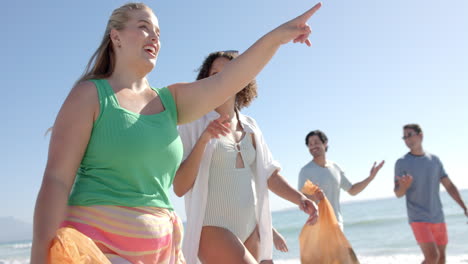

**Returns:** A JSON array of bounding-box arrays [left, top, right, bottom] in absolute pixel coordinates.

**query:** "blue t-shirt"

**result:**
[[394, 152, 448, 223]]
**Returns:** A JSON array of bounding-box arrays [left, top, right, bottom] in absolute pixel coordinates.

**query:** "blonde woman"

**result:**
[[176, 51, 318, 264], [31, 2, 322, 264]]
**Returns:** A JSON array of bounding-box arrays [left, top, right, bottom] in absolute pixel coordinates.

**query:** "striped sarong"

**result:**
[[61, 205, 186, 264]]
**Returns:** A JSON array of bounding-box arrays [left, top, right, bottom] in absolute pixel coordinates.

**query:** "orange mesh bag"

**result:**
[[299, 180, 359, 264], [48, 227, 111, 264]]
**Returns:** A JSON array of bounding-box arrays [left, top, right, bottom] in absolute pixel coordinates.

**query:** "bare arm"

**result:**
[[173, 136, 210, 197], [173, 116, 230, 196], [170, 3, 322, 124], [268, 170, 307, 205], [441, 177, 468, 216], [30, 82, 98, 264], [348, 178, 372, 196], [268, 170, 318, 225], [394, 174, 413, 198], [348, 161, 384, 196], [272, 227, 288, 252]]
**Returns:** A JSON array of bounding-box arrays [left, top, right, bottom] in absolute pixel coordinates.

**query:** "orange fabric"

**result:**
[[299, 180, 359, 264], [48, 227, 111, 264], [410, 222, 448, 245]]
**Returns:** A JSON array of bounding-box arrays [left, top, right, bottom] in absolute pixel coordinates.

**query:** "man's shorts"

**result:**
[[410, 222, 448, 245]]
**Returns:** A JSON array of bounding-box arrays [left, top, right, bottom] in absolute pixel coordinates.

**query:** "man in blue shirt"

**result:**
[[394, 123, 467, 264]]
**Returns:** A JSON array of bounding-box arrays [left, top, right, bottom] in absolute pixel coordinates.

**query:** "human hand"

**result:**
[[273, 230, 289, 252], [306, 189, 324, 203], [299, 196, 319, 225], [314, 188, 324, 202], [396, 174, 413, 190], [200, 115, 230, 142], [272, 2, 322, 47], [369, 160, 385, 179]]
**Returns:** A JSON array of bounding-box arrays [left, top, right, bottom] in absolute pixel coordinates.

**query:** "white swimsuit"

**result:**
[[203, 133, 257, 242]]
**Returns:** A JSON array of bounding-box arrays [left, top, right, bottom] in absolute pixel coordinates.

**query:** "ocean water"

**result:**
[[272, 190, 468, 263], [0, 241, 31, 264], [1, 190, 467, 264]]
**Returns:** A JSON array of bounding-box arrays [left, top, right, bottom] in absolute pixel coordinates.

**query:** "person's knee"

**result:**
[[424, 249, 440, 264]]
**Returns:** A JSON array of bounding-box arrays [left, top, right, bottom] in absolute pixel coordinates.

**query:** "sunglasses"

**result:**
[[402, 132, 419, 140]]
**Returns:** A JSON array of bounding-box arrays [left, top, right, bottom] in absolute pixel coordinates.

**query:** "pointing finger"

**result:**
[[297, 2, 322, 23]]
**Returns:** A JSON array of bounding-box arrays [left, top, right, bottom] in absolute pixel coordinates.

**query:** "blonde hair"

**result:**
[[46, 3, 152, 136], [77, 3, 152, 83]]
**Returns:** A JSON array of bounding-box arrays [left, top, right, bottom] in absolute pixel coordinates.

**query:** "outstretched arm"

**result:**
[[170, 2, 323, 124], [441, 177, 468, 217], [348, 161, 385, 196], [268, 170, 318, 225]]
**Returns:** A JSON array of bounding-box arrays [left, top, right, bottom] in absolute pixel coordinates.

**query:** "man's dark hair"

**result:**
[[403, 124, 422, 134]]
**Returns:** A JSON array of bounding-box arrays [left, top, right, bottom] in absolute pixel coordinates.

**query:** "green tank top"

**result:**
[[68, 79, 183, 209]]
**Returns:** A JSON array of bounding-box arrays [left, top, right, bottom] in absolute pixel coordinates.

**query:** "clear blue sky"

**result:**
[[2, 0, 467, 223]]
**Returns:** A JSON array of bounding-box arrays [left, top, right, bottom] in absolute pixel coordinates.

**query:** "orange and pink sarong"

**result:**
[[60, 205, 185, 264]]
